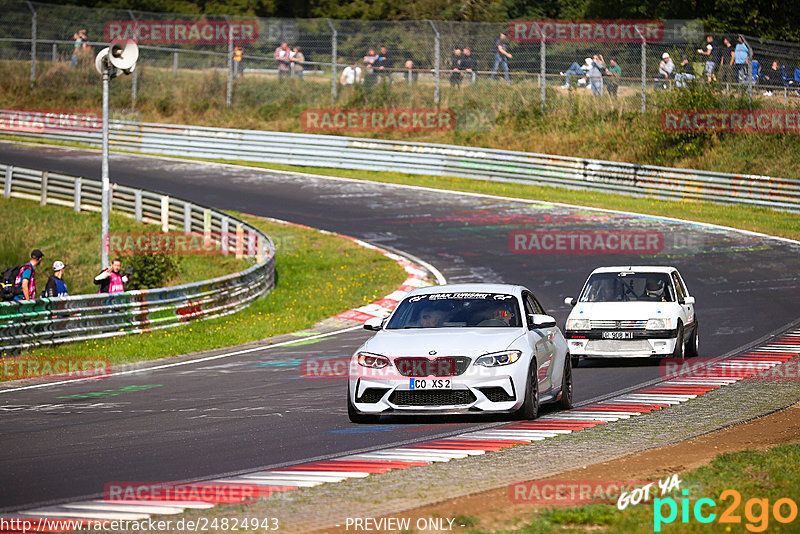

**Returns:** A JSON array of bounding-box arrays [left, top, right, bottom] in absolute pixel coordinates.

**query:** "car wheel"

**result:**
[[555, 356, 573, 410], [347, 385, 380, 424], [571, 355, 580, 369], [516, 360, 539, 420], [685, 322, 699, 357], [672, 323, 684, 360]]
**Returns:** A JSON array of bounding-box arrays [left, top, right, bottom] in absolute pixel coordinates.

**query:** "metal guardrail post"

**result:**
[[26, 1, 36, 83], [235, 223, 244, 258], [429, 21, 440, 106], [221, 216, 230, 255], [161, 196, 169, 232], [327, 19, 337, 104], [183, 201, 192, 234], [134, 189, 142, 222], [40, 171, 47, 206], [203, 208, 212, 246], [4, 166, 11, 198], [74, 176, 81, 212]]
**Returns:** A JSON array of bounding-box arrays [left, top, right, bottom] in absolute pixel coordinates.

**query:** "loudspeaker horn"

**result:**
[[108, 39, 139, 74]]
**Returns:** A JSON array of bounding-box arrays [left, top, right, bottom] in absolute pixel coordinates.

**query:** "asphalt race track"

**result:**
[[1, 143, 799, 512]]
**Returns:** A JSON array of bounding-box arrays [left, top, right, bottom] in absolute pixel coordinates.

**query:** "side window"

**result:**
[[525, 293, 544, 315], [671, 272, 685, 302]]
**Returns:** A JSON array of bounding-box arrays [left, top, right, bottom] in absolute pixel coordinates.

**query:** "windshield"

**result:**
[[579, 272, 675, 303], [386, 292, 522, 329]]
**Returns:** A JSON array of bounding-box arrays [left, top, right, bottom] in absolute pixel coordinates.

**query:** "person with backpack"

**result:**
[[42, 260, 69, 298], [94, 258, 132, 294], [10, 249, 44, 301]]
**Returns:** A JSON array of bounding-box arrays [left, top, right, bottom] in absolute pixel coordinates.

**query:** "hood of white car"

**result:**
[[363, 328, 526, 357], [569, 301, 676, 321]]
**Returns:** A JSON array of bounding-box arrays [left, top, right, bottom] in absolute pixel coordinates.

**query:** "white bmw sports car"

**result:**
[[347, 283, 572, 423], [564, 266, 698, 366]]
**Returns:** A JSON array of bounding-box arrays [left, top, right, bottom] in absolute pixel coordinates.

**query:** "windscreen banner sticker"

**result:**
[[410, 293, 514, 301]]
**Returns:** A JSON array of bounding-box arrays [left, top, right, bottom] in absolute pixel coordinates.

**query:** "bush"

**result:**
[[125, 253, 181, 290]]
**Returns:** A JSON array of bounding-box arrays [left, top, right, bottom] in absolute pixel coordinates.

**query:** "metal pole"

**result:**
[[327, 19, 337, 104], [640, 33, 646, 113], [26, 2, 36, 82], [429, 20, 440, 106], [225, 16, 233, 107], [101, 67, 110, 268], [128, 11, 138, 107], [540, 33, 546, 114], [173, 51, 178, 76], [51, 42, 57, 63]]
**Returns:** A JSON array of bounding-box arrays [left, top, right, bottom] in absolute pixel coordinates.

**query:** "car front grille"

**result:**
[[394, 356, 471, 377], [590, 320, 647, 330], [357, 388, 389, 404], [477, 387, 515, 402], [586, 340, 652, 352], [389, 389, 477, 406]]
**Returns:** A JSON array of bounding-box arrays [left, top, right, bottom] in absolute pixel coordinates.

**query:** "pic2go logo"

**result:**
[[654, 489, 799, 532]]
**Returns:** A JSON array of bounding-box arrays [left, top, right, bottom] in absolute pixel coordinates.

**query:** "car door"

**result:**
[[523, 292, 556, 393], [671, 271, 694, 327]]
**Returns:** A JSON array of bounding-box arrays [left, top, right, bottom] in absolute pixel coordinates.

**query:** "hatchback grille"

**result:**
[[590, 320, 647, 330], [389, 389, 477, 406], [477, 387, 515, 402], [357, 388, 389, 404], [394, 356, 471, 377]]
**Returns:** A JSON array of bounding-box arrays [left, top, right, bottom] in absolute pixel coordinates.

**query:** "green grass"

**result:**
[[0, 196, 247, 295], [473, 442, 800, 533], [10, 212, 406, 368]]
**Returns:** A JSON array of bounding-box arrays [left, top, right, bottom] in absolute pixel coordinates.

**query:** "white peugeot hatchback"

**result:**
[[347, 284, 572, 423], [564, 266, 698, 366]]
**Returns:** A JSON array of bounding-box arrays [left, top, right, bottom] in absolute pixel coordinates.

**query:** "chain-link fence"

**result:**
[[2, 0, 800, 116]]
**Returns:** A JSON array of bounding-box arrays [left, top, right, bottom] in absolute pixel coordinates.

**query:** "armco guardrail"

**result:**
[[0, 163, 275, 353], [2, 112, 798, 212]]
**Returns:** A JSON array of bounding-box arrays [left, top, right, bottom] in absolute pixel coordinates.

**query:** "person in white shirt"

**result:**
[[340, 60, 362, 86]]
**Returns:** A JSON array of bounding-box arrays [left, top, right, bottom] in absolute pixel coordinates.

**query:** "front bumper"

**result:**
[[565, 329, 678, 358]]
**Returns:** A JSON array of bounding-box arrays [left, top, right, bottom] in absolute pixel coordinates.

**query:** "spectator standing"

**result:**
[[340, 60, 362, 86], [461, 47, 477, 84], [719, 37, 735, 84], [606, 58, 621, 98], [363, 48, 379, 86], [588, 54, 605, 96], [698, 35, 719, 82], [13, 249, 44, 301], [734, 35, 750, 83], [491, 32, 512, 82], [450, 48, 463, 87], [657, 52, 675, 89], [94, 258, 131, 294], [404, 59, 418, 84], [274, 42, 291, 80], [375, 45, 391, 82], [290, 46, 304, 80], [42, 261, 68, 298], [70, 29, 87, 68]]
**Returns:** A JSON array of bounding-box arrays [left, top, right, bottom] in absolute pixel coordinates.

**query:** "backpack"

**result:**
[[1, 265, 23, 301]]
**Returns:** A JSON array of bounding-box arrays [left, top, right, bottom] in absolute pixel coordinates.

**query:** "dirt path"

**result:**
[[311, 402, 800, 533]]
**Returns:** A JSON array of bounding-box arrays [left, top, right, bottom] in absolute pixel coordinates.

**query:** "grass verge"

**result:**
[[7, 212, 406, 373], [480, 441, 800, 533]]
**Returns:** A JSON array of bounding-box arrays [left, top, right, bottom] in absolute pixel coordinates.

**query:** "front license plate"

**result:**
[[409, 378, 452, 390], [602, 331, 634, 340]]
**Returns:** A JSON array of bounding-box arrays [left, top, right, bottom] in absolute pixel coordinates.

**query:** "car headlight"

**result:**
[[474, 350, 522, 367], [357, 352, 390, 369], [646, 318, 672, 330], [566, 318, 591, 330]]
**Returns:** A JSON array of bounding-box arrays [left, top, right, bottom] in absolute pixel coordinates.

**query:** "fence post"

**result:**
[[52, 42, 57, 63], [640, 35, 647, 113], [4, 166, 11, 198], [225, 15, 233, 107], [183, 201, 192, 234], [540, 33, 546, 114], [74, 176, 82, 212], [128, 11, 138, 106], [40, 171, 48, 206], [134, 190, 142, 223], [173, 52, 179, 76], [221, 217, 230, 255], [161, 196, 170, 232], [26, 1, 36, 82], [327, 19, 337, 104], [429, 21, 440, 106]]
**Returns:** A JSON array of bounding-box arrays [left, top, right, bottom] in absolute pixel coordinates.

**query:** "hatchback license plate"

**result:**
[[602, 331, 634, 340]]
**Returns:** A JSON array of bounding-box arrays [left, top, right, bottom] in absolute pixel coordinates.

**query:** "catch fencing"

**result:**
[[3, 115, 798, 212], [0, 163, 276, 353], [3, 0, 800, 112]]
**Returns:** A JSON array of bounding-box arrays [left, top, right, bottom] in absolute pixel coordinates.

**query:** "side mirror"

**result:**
[[530, 314, 557, 329], [564, 297, 577, 307], [683, 296, 695, 305], [363, 317, 383, 331]]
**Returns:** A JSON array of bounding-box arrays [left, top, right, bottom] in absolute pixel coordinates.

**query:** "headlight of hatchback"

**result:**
[[357, 352, 390, 369], [566, 318, 591, 330], [474, 350, 522, 367], [646, 318, 672, 330]]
